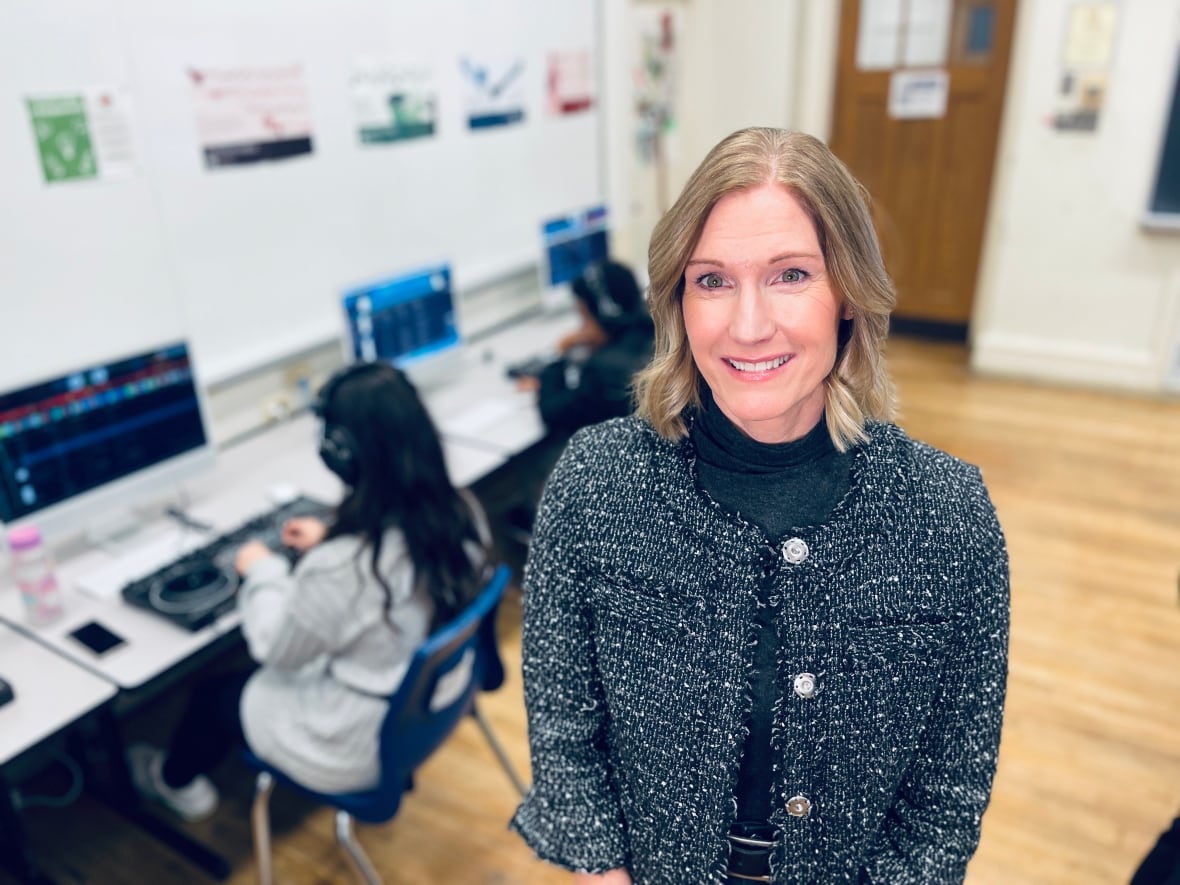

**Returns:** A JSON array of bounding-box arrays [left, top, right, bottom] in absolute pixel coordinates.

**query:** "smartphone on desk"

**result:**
[[68, 621, 126, 657]]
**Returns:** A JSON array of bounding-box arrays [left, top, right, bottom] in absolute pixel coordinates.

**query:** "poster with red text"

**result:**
[[546, 50, 594, 116], [189, 63, 315, 169]]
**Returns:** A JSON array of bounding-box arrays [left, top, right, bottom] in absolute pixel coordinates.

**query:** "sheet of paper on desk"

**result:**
[[440, 394, 532, 437]]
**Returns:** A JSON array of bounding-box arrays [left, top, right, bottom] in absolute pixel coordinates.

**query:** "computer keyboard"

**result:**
[[76, 533, 205, 602], [504, 352, 555, 379], [121, 495, 332, 632], [438, 393, 535, 438], [504, 346, 591, 381]]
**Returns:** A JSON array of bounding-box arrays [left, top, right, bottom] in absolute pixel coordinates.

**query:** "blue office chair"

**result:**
[[244, 564, 528, 885]]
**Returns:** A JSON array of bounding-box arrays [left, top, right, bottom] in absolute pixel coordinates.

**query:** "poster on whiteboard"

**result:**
[[189, 63, 315, 169], [459, 55, 527, 130], [25, 89, 137, 184], [546, 50, 595, 115], [351, 59, 438, 145]]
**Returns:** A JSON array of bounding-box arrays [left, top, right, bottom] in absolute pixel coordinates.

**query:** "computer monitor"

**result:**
[[340, 262, 462, 385], [541, 204, 610, 289], [0, 341, 216, 544]]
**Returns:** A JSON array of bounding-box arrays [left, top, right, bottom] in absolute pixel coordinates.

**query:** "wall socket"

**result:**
[[283, 360, 314, 409], [260, 391, 294, 423]]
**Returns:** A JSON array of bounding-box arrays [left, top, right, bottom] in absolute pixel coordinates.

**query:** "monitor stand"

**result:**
[[400, 349, 471, 393], [74, 488, 206, 601], [81, 484, 187, 551], [540, 283, 575, 315]]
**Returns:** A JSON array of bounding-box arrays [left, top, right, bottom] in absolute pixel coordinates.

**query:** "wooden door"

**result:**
[[829, 0, 1017, 333]]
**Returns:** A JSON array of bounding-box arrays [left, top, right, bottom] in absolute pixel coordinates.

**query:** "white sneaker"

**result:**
[[127, 743, 219, 822]]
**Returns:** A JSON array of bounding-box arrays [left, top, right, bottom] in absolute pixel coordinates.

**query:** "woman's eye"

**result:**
[[696, 272, 724, 289], [780, 268, 807, 284]]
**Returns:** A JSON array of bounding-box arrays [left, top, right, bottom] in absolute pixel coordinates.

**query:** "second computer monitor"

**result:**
[[341, 263, 460, 371], [541, 204, 609, 288]]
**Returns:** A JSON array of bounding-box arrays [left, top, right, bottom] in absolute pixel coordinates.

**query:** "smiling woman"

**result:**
[[638, 129, 897, 453], [511, 128, 1010, 885], [681, 183, 850, 443]]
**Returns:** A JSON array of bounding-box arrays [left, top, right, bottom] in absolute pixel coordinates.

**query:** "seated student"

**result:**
[[129, 362, 493, 821], [494, 259, 654, 547], [518, 259, 654, 437]]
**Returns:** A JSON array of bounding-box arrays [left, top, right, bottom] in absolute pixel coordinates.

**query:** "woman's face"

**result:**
[[682, 183, 848, 444]]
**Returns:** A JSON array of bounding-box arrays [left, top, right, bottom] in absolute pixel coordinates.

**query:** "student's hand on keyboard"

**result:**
[[281, 517, 327, 552], [515, 375, 541, 393], [234, 540, 273, 575]]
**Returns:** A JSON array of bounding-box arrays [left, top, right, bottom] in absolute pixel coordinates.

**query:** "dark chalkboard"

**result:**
[[1147, 52, 1180, 220]]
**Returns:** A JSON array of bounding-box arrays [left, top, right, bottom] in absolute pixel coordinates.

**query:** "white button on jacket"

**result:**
[[782, 537, 809, 564]]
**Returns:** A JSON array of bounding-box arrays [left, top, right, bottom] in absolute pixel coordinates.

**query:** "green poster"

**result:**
[[359, 93, 437, 144], [26, 96, 97, 183]]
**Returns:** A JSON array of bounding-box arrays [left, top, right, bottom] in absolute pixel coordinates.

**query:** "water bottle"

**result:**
[[7, 525, 65, 626]]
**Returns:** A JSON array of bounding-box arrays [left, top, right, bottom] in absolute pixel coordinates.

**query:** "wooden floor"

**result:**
[[6, 335, 1180, 884]]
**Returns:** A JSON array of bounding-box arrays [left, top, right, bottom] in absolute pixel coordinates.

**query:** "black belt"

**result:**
[[725, 821, 779, 883]]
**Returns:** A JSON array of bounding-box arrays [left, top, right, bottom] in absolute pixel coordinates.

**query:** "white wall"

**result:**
[[673, 0, 797, 178], [970, 1, 1180, 392], [601, 0, 842, 277], [604, 1, 1180, 396]]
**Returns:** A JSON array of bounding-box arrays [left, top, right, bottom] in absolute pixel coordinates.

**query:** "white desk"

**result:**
[[0, 623, 118, 881], [0, 622, 116, 766], [0, 418, 504, 691], [431, 308, 581, 455], [0, 619, 236, 882]]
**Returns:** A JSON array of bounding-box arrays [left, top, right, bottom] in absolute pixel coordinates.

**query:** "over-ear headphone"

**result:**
[[582, 262, 623, 321], [314, 362, 384, 485]]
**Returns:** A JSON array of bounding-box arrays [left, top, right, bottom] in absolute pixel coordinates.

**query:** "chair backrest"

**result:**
[[370, 563, 512, 815]]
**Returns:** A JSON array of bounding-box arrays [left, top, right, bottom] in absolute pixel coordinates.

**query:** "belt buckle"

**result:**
[[728, 833, 778, 849], [726, 872, 774, 883], [725, 822, 779, 883]]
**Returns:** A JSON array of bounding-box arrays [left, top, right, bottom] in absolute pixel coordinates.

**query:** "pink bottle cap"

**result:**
[[7, 525, 43, 551]]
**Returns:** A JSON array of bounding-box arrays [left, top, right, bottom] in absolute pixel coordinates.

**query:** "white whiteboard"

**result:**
[[1, 0, 603, 388]]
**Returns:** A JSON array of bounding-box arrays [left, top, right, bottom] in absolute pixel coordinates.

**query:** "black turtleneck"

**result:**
[[690, 386, 853, 826], [693, 385, 851, 538]]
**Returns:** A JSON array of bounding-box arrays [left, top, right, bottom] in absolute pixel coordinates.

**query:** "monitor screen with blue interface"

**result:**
[[542, 205, 609, 287], [341, 263, 460, 367], [0, 342, 211, 531]]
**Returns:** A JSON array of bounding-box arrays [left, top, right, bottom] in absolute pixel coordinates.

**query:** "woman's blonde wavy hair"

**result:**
[[633, 127, 897, 451]]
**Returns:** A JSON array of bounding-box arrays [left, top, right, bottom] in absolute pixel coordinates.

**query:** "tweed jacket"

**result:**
[[511, 416, 1009, 884]]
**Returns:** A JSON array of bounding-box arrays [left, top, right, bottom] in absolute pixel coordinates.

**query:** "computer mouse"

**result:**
[[0, 676, 14, 707]]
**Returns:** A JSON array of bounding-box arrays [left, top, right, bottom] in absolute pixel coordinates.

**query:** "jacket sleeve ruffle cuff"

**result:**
[[510, 788, 629, 875]]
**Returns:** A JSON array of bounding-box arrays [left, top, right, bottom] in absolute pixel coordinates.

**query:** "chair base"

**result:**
[[336, 811, 381, 885], [252, 771, 383, 885], [472, 704, 529, 797], [251, 772, 275, 885]]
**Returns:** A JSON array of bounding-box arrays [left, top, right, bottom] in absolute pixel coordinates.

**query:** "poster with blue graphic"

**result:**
[[460, 56, 526, 130]]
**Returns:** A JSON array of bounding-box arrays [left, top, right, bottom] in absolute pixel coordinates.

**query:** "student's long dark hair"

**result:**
[[319, 363, 490, 629]]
